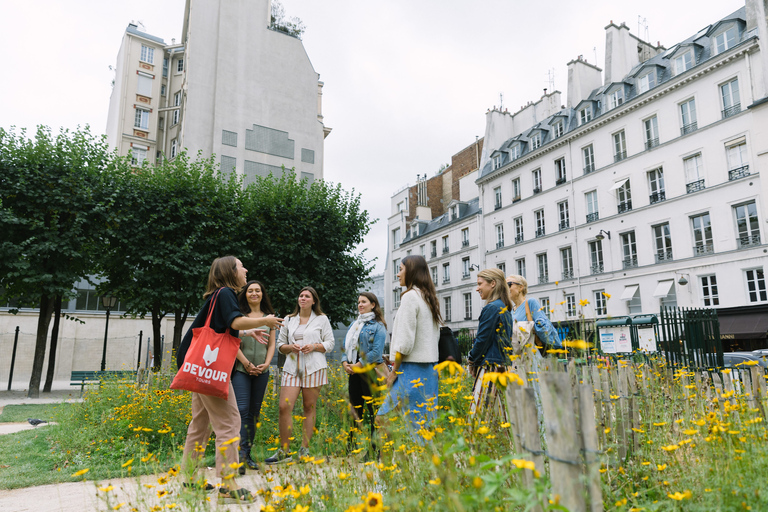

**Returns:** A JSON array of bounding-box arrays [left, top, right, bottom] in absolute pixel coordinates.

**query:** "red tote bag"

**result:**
[[170, 288, 241, 399]]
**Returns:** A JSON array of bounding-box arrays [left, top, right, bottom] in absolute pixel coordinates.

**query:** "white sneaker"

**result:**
[[265, 448, 292, 465]]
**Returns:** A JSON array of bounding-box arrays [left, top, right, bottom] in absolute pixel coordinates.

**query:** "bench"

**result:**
[[70, 370, 136, 394]]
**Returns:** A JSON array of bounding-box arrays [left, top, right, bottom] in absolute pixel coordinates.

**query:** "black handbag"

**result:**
[[438, 326, 462, 364]]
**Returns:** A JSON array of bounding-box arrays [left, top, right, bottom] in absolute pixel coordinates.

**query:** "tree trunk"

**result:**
[[42, 295, 63, 393], [172, 303, 191, 357], [28, 294, 56, 398], [152, 304, 165, 371]]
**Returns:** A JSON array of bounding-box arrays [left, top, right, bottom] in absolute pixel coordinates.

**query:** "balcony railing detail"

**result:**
[[681, 122, 698, 136], [442, 278, 450, 284], [461, 239, 469, 247], [515, 234, 524, 244], [561, 269, 574, 280], [590, 263, 604, 275], [645, 137, 659, 150], [496, 241, 504, 249], [462, 272, 471, 279], [535, 228, 546, 238], [722, 104, 741, 119], [737, 234, 762, 249], [614, 151, 627, 163], [655, 249, 673, 263], [586, 212, 599, 223], [442, 247, 450, 254], [556, 177, 566, 185], [538, 274, 549, 284], [693, 243, 714, 256], [729, 165, 750, 181], [495, 203, 502, 210], [622, 256, 638, 269], [583, 163, 595, 175], [649, 191, 666, 204], [559, 221, 570, 231], [617, 201, 632, 214], [686, 179, 705, 194], [430, 250, 437, 258], [533, 187, 541, 195], [512, 195, 521, 203]]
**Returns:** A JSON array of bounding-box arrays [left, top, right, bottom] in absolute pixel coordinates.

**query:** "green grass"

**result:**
[[0, 403, 73, 423]]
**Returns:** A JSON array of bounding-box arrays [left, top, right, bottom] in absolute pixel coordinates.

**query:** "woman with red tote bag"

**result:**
[[175, 256, 282, 503]]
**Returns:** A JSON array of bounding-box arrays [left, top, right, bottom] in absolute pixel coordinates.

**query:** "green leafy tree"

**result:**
[[0, 126, 110, 397], [98, 152, 246, 369], [239, 170, 373, 325]]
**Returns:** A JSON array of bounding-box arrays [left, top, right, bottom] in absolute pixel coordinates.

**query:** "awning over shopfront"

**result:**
[[718, 313, 768, 340]]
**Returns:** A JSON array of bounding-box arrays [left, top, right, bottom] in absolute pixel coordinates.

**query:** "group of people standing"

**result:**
[[174, 254, 558, 502]]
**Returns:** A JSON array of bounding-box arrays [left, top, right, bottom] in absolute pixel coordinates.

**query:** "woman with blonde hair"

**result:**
[[467, 268, 515, 418], [506, 274, 561, 351]]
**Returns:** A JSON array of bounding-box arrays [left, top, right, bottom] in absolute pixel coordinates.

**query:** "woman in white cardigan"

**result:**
[[265, 286, 334, 464], [376, 255, 441, 433]]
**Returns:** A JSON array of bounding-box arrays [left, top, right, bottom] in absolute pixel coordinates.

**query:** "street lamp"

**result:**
[[595, 229, 611, 241], [100, 295, 118, 372]]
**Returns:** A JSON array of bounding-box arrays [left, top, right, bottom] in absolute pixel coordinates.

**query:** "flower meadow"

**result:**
[[38, 353, 768, 511]]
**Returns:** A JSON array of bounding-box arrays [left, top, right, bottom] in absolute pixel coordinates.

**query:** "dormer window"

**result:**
[[674, 51, 693, 75], [510, 144, 521, 160], [637, 71, 656, 94], [608, 89, 624, 110], [492, 154, 502, 170], [713, 26, 738, 55], [450, 205, 458, 220], [530, 133, 541, 150], [579, 107, 592, 125], [553, 121, 564, 138]]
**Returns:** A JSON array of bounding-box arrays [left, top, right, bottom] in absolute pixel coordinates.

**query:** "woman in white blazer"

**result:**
[[265, 286, 334, 464]]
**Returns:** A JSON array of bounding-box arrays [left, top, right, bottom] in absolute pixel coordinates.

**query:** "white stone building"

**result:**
[[106, 0, 330, 183], [475, 2, 768, 349]]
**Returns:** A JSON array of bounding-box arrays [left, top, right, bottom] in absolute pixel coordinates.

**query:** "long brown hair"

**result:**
[[238, 280, 275, 316], [204, 256, 242, 298], [289, 286, 325, 317], [477, 268, 513, 310], [400, 255, 442, 325], [359, 291, 386, 328]]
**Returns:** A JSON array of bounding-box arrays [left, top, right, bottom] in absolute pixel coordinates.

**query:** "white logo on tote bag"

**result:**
[[203, 345, 219, 366]]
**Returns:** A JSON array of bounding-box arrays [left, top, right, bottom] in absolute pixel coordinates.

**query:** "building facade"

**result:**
[[106, 0, 330, 183]]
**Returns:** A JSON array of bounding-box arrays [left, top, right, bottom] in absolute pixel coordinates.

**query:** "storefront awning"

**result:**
[[620, 285, 639, 301], [719, 313, 768, 339], [653, 280, 675, 298]]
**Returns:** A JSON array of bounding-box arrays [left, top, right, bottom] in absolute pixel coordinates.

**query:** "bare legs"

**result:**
[[277, 386, 320, 450]]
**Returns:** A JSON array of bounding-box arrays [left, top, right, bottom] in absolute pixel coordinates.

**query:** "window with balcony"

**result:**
[[560, 246, 573, 280], [621, 231, 638, 269], [514, 216, 524, 243], [613, 130, 627, 162], [494, 186, 502, 210], [589, 240, 604, 274], [721, 78, 741, 119], [554, 157, 566, 184], [594, 290, 607, 316], [684, 153, 705, 193], [462, 257, 471, 279], [582, 144, 595, 174], [430, 240, 437, 258], [444, 296, 452, 322], [579, 106, 592, 125], [442, 263, 450, 284], [134, 108, 150, 130], [516, 258, 526, 279], [530, 133, 541, 150], [713, 26, 738, 55], [726, 138, 749, 180], [461, 228, 469, 247], [558, 200, 570, 230], [565, 294, 576, 317], [585, 190, 598, 223], [553, 121, 564, 138], [495, 223, 505, 249], [637, 71, 656, 94], [745, 268, 767, 303], [615, 179, 632, 213], [644, 115, 659, 149], [700, 275, 719, 306], [537, 253, 549, 284], [464, 293, 473, 320], [442, 236, 449, 254], [512, 178, 521, 203], [539, 297, 551, 319], [140, 45, 154, 64], [392, 228, 401, 248], [532, 168, 542, 194], [734, 201, 761, 248], [680, 98, 697, 135], [653, 223, 673, 262], [691, 213, 713, 256], [673, 51, 693, 75], [648, 168, 666, 204], [431, 266, 438, 284], [535, 209, 545, 238]]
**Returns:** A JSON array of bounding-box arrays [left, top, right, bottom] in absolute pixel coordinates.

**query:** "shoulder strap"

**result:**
[[204, 288, 222, 328], [524, 298, 533, 322]]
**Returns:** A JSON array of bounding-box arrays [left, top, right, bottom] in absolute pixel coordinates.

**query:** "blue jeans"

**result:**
[[231, 370, 270, 458]]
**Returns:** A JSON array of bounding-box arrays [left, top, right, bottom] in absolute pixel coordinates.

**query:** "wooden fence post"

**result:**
[[539, 372, 587, 512], [509, 387, 544, 512], [751, 366, 767, 420], [578, 384, 604, 512]]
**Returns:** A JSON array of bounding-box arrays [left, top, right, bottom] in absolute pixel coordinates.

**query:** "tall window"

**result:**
[[530, 133, 542, 150], [464, 293, 473, 320], [392, 228, 401, 248], [442, 263, 450, 284], [462, 257, 470, 278], [721, 78, 741, 118], [653, 223, 673, 262], [539, 297, 551, 319], [514, 216, 524, 243], [494, 186, 502, 209], [431, 266, 438, 284], [392, 259, 400, 280], [495, 224, 505, 249], [558, 200, 570, 230], [492, 154, 502, 170], [137, 74, 153, 97], [727, 138, 749, 180], [130, 147, 147, 166], [535, 209, 545, 238], [430, 240, 437, 258], [684, 154, 704, 193], [565, 294, 576, 317], [134, 108, 149, 129], [589, 240, 604, 274], [553, 121, 564, 138], [621, 231, 638, 268], [532, 168, 542, 193], [393, 289, 401, 309], [510, 144, 521, 160], [691, 213, 713, 255], [613, 130, 627, 162], [537, 253, 549, 284], [745, 269, 767, 303], [644, 116, 659, 149], [516, 258, 526, 279], [444, 297, 452, 322], [442, 236, 449, 254], [648, 168, 665, 204], [585, 190, 598, 223], [581, 146, 595, 176], [461, 228, 469, 247], [579, 107, 592, 125], [177, 59, 184, 72], [172, 109, 180, 126], [497, 262, 506, 274], [637, 71, 656, 94], [680, 98, 697, 135], [734, 201, 761, 248], [420, 244, 425, 256], [713, 27, 738, 55], [628, 288, 642, 315], [170, 138, 178, 159], [512, 178, 521, 202], [700, 275, 719, 306], [163, 57, 168, 77], [174, 92, 181, 106], [674, 51, 693, 75], [608, 88, 624, 110], [617, 180, 632, 213], [594, 290, 607, 316], [560, 247, 573, 279], [554, 158, 566, 184], [140, 45, 154, 64]]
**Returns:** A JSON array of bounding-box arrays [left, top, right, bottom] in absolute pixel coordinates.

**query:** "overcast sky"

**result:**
[[0, 0, 744, 274]]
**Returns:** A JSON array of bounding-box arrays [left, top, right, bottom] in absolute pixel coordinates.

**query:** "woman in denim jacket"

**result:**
[[342, 292, 387, 459]]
